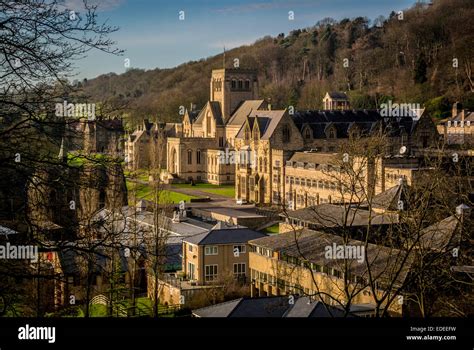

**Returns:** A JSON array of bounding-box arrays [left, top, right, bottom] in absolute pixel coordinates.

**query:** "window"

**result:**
[[234, 263, 246, 278], [238, 80, 243, 90], [205, 265, 218, 282], [188, 244, 193, 252], [329, 129, 336, 139], [233, 245, 246, 254], [187, 150, 192, 164], [304, 128, 311, 139], [219, 137, 224, 147], [196, 150, 201, 164], [231, 79, 236, 89], [244, 80, 250, 90], [275, 160, 280, 167], [205, 246, 218, 255]]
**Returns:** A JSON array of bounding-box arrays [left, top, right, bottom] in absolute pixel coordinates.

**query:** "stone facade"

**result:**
[[125, 120, 179, 170]]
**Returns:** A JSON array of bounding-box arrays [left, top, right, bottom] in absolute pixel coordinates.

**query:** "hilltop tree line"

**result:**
[[79, 0, 473, 127]]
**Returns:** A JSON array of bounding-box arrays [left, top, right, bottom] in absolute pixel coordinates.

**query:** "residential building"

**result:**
[[248, 229, 414, 316], [323, 92, 350, 110], [437, 102, 474, 146], [181, 222, 267, 285]]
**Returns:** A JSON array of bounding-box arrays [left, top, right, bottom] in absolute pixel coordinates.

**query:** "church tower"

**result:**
[[210, 68, 258, 124]]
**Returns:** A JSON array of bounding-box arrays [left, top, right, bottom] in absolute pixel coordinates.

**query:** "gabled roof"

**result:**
[[193, 295, 370, 317], [326, 92, 349, 100], [370, 182, 408, 211], [226, 100, 266, 126], [183, 223, 266, 245], [236, 110, 287, 140], [194, 101, 224, 126], [419, 213, 465, 251]]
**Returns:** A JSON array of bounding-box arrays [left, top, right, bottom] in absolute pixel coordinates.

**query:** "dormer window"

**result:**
[[304, 128, 311, 140], [328, 128, 336, 139]]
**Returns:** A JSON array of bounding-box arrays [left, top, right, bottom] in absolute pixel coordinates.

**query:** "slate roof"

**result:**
[[183, 222, 267, 245], [193, 101, 224, 126], [419, 212, 465, 251], [249, 228, 413, 285], [227, 100, 266, 126], [369, 183, 408, 211], [292, 110, 416, 139], [326, 92, 349, 100], [235, 110, 286, 140], [193, 296, 371, 317], [282, 203, 399, 227]]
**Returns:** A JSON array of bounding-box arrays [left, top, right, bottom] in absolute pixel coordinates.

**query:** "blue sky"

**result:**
[[69, 0, 418, 80]]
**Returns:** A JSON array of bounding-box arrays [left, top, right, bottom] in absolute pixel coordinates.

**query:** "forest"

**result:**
[[78, 0, 474, 128]]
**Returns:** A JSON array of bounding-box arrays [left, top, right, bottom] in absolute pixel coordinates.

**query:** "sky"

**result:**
[[67, 0, 419, 80]]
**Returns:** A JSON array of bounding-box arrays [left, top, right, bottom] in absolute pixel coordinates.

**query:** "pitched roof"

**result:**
[[194, 101, 224, 126], [226, 100, 266, 126], [292, 110, 416, 139], [419, 214, 463, 251], [249, 228, 413, 286], [193, 296, 371, 317], [370, 183, 408, 211], [326, 92, 349, 100], [183, 223, 267, 245], [282, 203, 399, 227], [235, 110, 287, 140], [193, 296, 289, 317]]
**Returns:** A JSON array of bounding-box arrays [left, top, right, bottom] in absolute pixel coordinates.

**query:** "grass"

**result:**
[[126, 180, 196, 204], [172, 183, 235, 198], [262, 223, 280, 234]]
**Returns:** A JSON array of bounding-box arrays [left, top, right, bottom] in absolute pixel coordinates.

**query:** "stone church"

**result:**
[[166, 68, 268, 184]]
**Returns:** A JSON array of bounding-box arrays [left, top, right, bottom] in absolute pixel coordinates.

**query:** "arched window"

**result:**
[[196, 150, 201, 164], [245, 80, 250, 90], [253, 127, 259, 141], [264, 158, 268, 173], [329, 128, 336, 139], [259, 158, 263, 172], [231, 79, 237, 89], [304, 127, 311, 139], [187, 150, 192, 165], [245, 126, 251, 141], [238, 80, 243, 90]]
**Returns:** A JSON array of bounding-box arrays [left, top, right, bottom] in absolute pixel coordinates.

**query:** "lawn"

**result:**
[[127, 180, 196, 204], [172, 183, 235, 198], [261, 223, 280, 234]]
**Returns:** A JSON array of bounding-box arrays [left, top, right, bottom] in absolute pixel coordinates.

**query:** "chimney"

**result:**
[[452, 102, 462, 118]]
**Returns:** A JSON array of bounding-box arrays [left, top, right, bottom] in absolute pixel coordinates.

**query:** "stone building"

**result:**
[[81, 117, 124, 157], [166, 68, 266, 184], [125, 119, 178, 170], [437, 102, 474, 146], [234, 106, 439, 206], [323, 92, 350, 110]]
